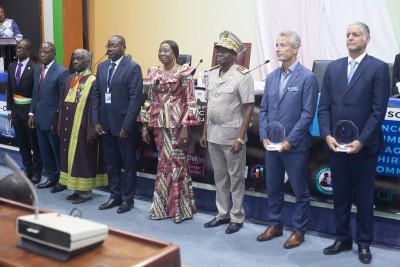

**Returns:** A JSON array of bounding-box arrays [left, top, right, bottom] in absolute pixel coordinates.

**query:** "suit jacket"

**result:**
[[92, 56, 143, 136], [259, 62, 318, 152], [392, 53, 400, 96], [7, 59, 36, 120], [318, 54, 390, 154], [29, 61, 69, 130]]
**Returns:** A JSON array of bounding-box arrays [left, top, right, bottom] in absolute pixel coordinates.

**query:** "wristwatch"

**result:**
[[237, 138, 245, 145]]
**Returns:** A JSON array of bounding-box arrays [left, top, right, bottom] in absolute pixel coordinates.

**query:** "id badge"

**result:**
[[105, 92, 111, 103]]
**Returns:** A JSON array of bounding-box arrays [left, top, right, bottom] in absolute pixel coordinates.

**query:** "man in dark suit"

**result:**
[[257, 31, 318, 249], [392, 53, 400, 96], [318, 22, 390, 264], [7, 39, 42, 184], [92, 35, 143, 214], [28, 42, 69, 193]]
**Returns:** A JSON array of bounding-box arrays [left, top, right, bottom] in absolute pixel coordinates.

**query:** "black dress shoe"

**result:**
[[66, 193, 80, 200], [204, 217, 230, 228], [31, 175, 41, 184], [51, 183, 67, 193], [72, 196, 92, 204], [323, 240, 353, 255], [99, 199, 122, 210], [24, 172, 33, 180], [37, 180, 57, 189], [117, 200, 134, 214], [225, 222, 243, 234], [358, 245, 372, 264]]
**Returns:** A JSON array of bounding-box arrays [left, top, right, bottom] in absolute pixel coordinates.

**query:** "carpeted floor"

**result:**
[[0, 165, 399, 266]]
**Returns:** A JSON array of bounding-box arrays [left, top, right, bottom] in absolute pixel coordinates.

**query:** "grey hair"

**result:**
[[278, 31, 301, 49], [348, 22, 370, 36]]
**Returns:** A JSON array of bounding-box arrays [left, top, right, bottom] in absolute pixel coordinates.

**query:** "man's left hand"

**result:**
[[279, 141, 292, 152], [347, 140, 364, 154], [230, 141, 242, 154], [119, 128, 129, 139]]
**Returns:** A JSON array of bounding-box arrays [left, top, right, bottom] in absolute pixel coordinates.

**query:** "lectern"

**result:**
[[0, 38, 17, 71]]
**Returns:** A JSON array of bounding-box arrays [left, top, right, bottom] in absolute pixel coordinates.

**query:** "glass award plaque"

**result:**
[[333, 120, 359, 152], [266, 122, 286, 151]]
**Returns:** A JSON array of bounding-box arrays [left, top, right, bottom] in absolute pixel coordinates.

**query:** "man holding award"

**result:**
[[258, 31, 318, 249], [318, 22, 390, 264]]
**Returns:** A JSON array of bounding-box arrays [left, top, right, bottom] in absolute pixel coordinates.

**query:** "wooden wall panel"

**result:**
[[62, 0, 83, 69]]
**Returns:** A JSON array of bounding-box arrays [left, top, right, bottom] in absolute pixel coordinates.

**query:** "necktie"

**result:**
[[108, 63, 116, 88], [39, 65, 47, 89], [15, 62, 23, 86], [348, 60, 358, 84]]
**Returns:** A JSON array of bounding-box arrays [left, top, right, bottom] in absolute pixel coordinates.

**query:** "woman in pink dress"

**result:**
[[138, 40, 200, 222]]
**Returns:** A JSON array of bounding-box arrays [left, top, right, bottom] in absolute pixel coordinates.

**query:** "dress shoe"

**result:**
[[72, 196, 92, 204], [51, 183, 67, 193], [204, 217, 230, 228], [323, 240, 353, 255], [24, 172, 33, 180], [283, 231, 304, 249], [358, 245, 372, 264], [117, 200, 134, 214], [256, 226, 283, 241], [225, 222, 243, 234], [99, 199, 122, 210], [31, 175, 41, 184], [66, 193, 80, 200], [37, 180, 57, 189]]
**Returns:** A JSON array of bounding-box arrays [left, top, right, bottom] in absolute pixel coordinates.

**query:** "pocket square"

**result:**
[[288, 87, 299, 92]]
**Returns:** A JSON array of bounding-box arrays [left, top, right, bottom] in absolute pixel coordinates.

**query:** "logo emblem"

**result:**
[[314, 167, 333, 195]]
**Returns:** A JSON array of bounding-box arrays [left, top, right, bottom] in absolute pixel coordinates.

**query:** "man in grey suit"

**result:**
[[257, 31, 318, 249], [200, 31, 254, 234], [92, 35, 143, 214], [7, 39, 42, 184], [28, 42, 69, 192]]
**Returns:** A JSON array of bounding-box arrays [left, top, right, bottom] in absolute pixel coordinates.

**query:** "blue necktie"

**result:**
[[15, 62, 23, 86], [108, 63, 116, 88], [348, 60, 358, 84]]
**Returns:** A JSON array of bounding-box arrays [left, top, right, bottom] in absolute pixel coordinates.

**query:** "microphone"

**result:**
[[247, 60, 270, 74], [91, 52, 107, 70], [191, 59, 203, 75]]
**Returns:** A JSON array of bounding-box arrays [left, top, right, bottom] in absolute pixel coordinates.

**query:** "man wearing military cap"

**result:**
[[199, 31, 254, 234]]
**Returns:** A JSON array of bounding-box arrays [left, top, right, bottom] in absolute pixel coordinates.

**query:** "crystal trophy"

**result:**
[[333, 120, 359, 152], [266, 122, 286, 151]]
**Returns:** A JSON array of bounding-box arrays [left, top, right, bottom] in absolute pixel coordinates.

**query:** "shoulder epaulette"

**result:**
[[236, 65, 250, 75], [209, 65, 220, 71]]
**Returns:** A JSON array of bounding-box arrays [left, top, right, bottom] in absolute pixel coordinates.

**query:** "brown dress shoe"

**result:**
[[72, 196, 92, 204], [284, 231, 304, 249], [256, 226, 283, 241]]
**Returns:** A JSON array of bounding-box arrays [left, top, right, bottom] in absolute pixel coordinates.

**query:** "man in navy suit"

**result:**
[[318, 22, 390, 264], [257, 31, 318, 249], [392, 53, 400, 96], [7, 39, 42, 184], [92, 35, 143, 214], [28, 42, 69, 193]]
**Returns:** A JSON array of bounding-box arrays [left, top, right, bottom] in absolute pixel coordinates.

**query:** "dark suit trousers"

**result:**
[[265, 150, 310, 232], [328, 151, 377, 246], [36, 126, 60, 183], [102, 133, 137, 202], [12, 117, 42, 176]]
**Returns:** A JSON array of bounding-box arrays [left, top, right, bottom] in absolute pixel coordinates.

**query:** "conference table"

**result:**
[[0, 198, 181, 267]]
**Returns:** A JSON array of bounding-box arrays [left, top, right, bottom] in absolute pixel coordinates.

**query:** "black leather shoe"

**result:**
[[204, 217, 230, 228], [225, 222, 243, 234], [37, 180, 57, 189], [117, 200, 134, 214], [31, 175, 41, 184], [99, 199, 122, 210], [66, 193, 80, 200], [51, 183, 67, 193], [358, 245, 372, 264], [323, 240, 353, 255], [24, 172, 33, 180], [72, 196, 92, 204]]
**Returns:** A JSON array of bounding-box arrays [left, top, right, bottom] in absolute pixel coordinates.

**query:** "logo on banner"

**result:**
[[250, 164, 265, 180], [314, 167, 333, 195]]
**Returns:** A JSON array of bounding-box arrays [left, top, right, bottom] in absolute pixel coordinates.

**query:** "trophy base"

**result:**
[[267, 144, 281, 151], [336, 145, 350, 153]]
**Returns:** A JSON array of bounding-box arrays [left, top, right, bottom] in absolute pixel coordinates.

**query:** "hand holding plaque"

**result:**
[[333, 120, 359, 152], [266, 122, 286, 151]]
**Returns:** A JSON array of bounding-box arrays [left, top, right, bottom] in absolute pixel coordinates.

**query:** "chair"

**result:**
[[68, 51, 93, 73], [211, 43, 252, 69], [311, 60, 331, 92], [177, 54, 192, 66]]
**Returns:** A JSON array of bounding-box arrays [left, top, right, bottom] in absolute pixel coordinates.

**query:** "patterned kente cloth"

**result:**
[[59, 71, 108, 190], [138, 64, 200, 222]]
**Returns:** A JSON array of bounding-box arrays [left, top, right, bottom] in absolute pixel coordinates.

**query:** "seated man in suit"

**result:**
[[28, 42, 69, 193], [257, 31, 318, 249]]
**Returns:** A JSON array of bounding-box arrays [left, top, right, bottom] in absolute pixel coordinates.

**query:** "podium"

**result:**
[[0, 38, 17, 71]]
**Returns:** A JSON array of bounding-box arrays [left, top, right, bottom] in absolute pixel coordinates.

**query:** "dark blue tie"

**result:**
[[108, 63, 116, 88], [15, 62, 23, 86]]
